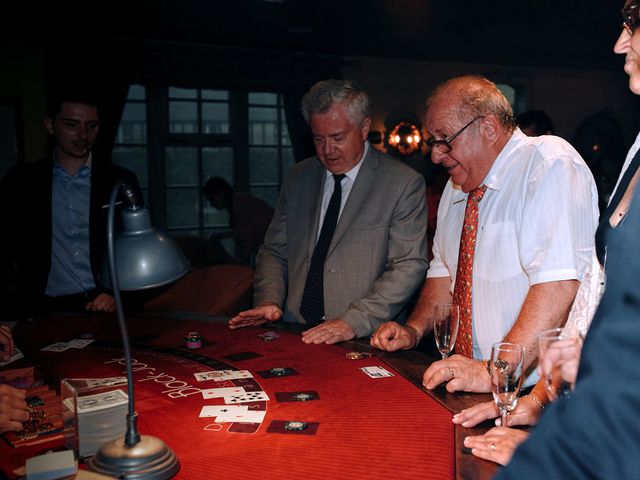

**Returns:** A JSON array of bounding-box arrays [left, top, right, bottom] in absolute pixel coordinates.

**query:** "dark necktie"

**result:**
[[300, 174, 346, 325], [453, 185, 487, 358]]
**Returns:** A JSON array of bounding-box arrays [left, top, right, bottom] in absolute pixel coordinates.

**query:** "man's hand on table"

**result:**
[[0, 385, 28, 434], [228, 303, 282, 329], [85, 293, 116, 313], [301, 319, 355, 344], [369, 321, 418, 352], [423, 355, 491, 393]]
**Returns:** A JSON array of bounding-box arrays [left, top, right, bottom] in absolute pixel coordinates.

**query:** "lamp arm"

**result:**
[[107, 179, 141, 447]]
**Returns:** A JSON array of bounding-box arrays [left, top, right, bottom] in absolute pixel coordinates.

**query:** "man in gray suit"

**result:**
[[228, 79, 428, 344]]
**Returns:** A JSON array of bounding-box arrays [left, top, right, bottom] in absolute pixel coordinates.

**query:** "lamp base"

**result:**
[[88, 434, 180, 479]]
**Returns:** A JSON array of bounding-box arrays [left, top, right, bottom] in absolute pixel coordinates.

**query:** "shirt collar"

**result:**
[[53, 152, 92, 178], [481, 128, 524, 192], [447, 129, 524, 204]]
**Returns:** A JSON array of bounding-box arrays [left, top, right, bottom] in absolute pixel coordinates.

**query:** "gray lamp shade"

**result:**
[[100, 206, 190, 291]]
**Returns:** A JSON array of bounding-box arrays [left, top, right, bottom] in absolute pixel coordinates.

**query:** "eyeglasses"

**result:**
[[425, 116, 484, 154], [622, 2, 640, 36]]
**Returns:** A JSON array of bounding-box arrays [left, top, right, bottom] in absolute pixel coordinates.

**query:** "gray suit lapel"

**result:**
[[305, 161, 327, 259], [328, 149, 380, 256]]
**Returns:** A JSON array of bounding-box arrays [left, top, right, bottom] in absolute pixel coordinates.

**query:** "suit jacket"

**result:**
[[253, 146, 428, 337], [0, 155, 141, 317]]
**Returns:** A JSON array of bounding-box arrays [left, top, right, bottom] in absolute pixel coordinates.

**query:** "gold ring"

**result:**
[[491, 443, 496, 451]]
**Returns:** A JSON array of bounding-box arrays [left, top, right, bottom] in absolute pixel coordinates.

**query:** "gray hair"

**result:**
[[427, 75, 516, 132], [301, 79, 370, 125]]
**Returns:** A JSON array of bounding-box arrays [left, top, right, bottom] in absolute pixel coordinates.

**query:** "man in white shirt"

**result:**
[[371, 75, 599, 392]]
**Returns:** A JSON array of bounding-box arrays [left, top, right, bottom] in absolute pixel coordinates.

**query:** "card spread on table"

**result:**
[[224, 391, 270, 404], [67, 338, 95, 349], [41, 342, 70, 352], [216, 410, 266, 424], [201, 387, 246, 399], [360, 366, 394, 378], [194, 370, 253, 382], [199, 405, 248, 418]]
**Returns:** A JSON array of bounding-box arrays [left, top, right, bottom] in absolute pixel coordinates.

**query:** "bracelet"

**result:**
[[407, 325, 423, 346], [524, 393, 545, 411]]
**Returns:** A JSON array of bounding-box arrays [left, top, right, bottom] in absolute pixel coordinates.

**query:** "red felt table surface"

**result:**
[[2, 316, 454, 480]]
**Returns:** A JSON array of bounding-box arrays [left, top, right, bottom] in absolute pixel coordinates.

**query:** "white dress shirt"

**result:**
[[316, 142, 368, 239], [428, 129, 599, 385]]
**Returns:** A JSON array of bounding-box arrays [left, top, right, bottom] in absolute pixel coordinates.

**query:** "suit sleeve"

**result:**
[[497, 189, 640, 479], [342, 173, 428, 337]]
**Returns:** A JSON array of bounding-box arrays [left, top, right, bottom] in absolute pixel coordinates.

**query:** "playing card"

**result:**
[[0, 346, 24, 367], [199, 405, 248, 418], [360, 366, 394, 378], [257, 367, 298, 379], [201, 387, 246, 399], [76, 389, 128, 413], [83, 377, 128, 388], [194, 370, 253, 382], [223, 351, 263, 362], [224, 391, 270, 404], [67, 339, 95, 349], [216, 410, 266, 424], [41, 342, 70, 352], [275, 391, 319, 403]]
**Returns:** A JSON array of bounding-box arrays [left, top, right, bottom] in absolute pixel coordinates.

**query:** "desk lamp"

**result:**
[[88, 180, 189, 479]]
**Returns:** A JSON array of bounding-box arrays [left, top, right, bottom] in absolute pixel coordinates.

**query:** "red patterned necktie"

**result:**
[[453, 185, 487, 358]]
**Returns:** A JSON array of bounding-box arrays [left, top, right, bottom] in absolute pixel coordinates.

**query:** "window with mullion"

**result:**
[[113, 85, 149, 202], [248, 93, 293, 206]]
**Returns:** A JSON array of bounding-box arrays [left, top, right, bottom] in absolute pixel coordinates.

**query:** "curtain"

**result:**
[[45, 39, 132, 164]]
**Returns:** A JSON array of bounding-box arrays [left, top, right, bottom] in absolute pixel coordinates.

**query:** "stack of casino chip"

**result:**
[[185, 331, 203, 349]]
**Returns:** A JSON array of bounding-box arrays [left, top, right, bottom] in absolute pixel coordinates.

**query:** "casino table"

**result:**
[[1, 314, 499, 480]]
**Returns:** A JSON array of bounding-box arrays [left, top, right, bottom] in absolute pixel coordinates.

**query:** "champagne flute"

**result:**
[[537, 327, 583, 400], [489, 342, 525, 427], [433, 304, 460, 359]]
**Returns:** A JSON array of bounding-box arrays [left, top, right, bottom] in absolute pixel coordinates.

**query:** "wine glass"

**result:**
[[537, 327, 583, 400], [489, 342, 525, 427], [433, 304, 460, 359]]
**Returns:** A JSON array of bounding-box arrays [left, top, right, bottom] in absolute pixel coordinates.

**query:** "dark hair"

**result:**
[[45, 84, 100, 118], [203, 177, 234, 201], [516, 110, 555, 136]]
